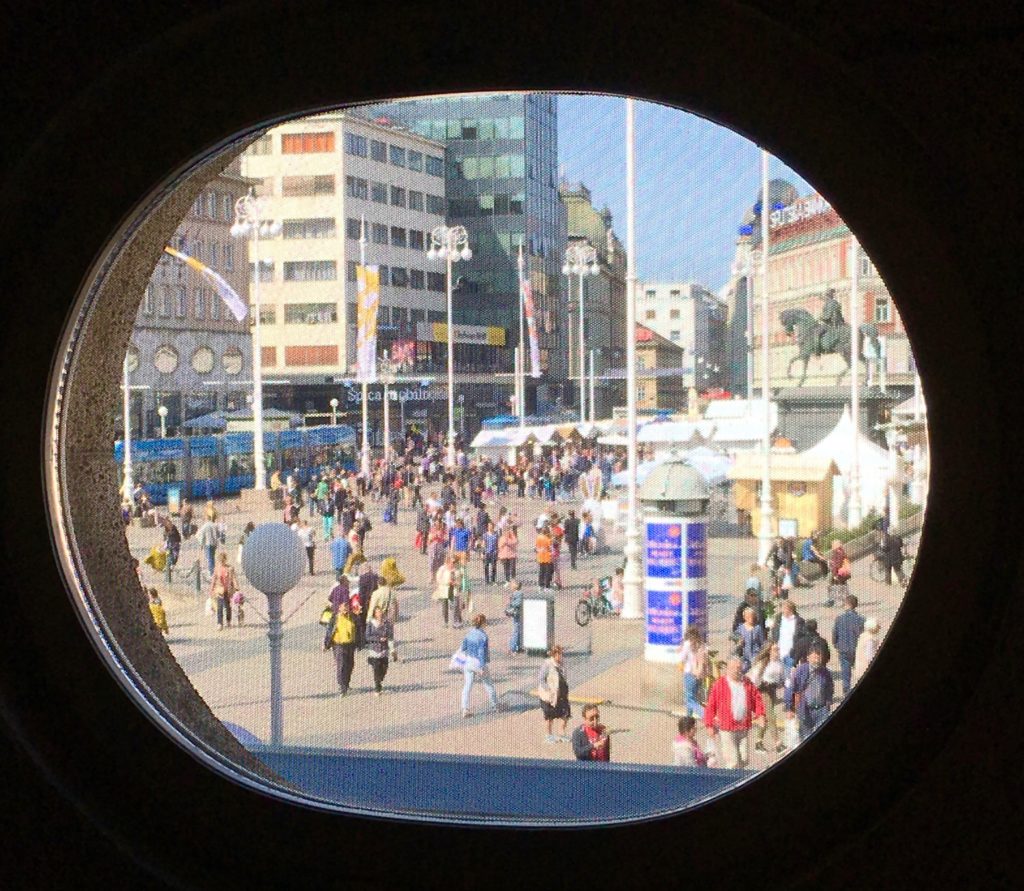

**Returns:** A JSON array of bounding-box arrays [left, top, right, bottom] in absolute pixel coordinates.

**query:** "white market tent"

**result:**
[[609, 447, 732, 488], [800, 404, 891, 520]]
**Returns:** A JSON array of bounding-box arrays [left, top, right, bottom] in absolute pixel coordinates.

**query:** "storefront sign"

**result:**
[[416, 322, 506, 346]]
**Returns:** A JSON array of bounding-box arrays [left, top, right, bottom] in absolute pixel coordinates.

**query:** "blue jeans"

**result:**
[[204, 545, 217, 576], [509, 618, 522, 653], [838, 651, 854, 694], [684, 672, 704, 718], [462, 665, 498, 713]]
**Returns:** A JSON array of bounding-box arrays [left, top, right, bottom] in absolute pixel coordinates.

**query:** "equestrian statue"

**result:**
[[779, 288, 880, 387]]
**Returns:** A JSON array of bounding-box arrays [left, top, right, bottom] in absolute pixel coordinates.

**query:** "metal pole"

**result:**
[[359, 215, 370, 478], [589, 349, 596, 425], [518, 241, 527, 427], [621, 97, 643, 621], [446, 249, 456, 469], [122, 355, 134, 502], [383, 378, 391, 466], [579, 270, 586, 423], [848, 236, 862, 527], [757, 149, 774, 565], [745, 253, 755, 402], [251, 221, 266, 490], [266, 591, 284, 747]]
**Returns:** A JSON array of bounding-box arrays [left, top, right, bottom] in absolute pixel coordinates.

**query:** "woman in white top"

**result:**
[[852, 617, 882, 684], [679, 626, 708, 718], [751, 643, 786, 753]]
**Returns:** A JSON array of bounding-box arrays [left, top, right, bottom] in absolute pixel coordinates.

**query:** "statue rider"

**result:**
[[817, 287, 845, 354]]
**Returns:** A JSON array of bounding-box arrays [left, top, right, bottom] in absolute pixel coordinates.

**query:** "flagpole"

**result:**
[[518, 241, 527, 427], [621, 97, 643, 622], [757, 149, 774, 565], [359, 214, 370, 478]]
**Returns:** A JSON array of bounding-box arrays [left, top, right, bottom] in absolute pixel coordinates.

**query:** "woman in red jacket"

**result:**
[[703, 655, 765, 769]]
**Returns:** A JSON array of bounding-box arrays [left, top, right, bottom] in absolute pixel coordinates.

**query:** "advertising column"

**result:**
[[644, 517, 708, 663]]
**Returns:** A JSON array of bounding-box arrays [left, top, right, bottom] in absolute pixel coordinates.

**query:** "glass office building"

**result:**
[[360, 93, 568, 410]]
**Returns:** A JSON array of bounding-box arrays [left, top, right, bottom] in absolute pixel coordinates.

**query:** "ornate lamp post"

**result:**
[[240, 523, 305, 748], [563, 243, 600, 423], [427, 225, 472, 469], [157, 404, 168, 439], [231, 188, 281, 491], [329, 397, 339, 426]]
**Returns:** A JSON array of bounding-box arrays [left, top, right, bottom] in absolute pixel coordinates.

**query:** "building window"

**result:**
[[206, 191, 217, 218], [372, 223, 388, 245], [874, 293, 891, 323], [281, 131, 336, 153], [426, 194, 445, 215], [370, 139, 386, 162], [209, 291, 220, 320], [645, 289, 656, 299], [283, 218, 337, 239], [371, 181, 388, 203], [407, 150, 423, 171], [509, 195, 524, 215], [409, 230, 424, 251], [346, 261, 358, 282], [645, 309, 656, 320], [670, 309, 680, 319], [194, 288, 204, 319], [175, 287, 186, 317], [345, 176, 368, 199], [390, 226, 407, 248], [249, 261, 274, 282], [427, 310, 444, 323], [251, 305, 275, 324], [154, 345, 178, 374], [390, 186, 406, 207], [223, 195, 233, 221], [670, 330, 681, 341], [861, 255, 875, 277], [427, 271, 446, 292], [411, 308, 425, 323], [345, 218, 362, 240], [347, 301, 357, 324], [379, 266, 389, 286], [191, 346, 215, 374], [283, 260, 337, 282], [670, 289, 681, 297], [247, 133, 273, 155], [281, 174, 335, 196], [207, 242, 218, 268], [410, 269, 425, 289], [222, 243, 234, 271], [344, 132, 368, 157], [284, 302, 338, 324], [222, 347, 243, 375], [158, 287, 171, 317], [142, 285, 154, 314], [425, 155, 444, 176], [408, 190, 424, 211], [390, 267, 408, 287], [389, 145, 406, 167]]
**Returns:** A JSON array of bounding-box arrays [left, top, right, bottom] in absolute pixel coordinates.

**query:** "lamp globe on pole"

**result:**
[[241, 523, 305, 748]]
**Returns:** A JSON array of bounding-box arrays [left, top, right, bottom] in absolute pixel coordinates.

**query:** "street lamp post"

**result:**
[[122, 354, 134, 499], [231, 188, 281, 492], [329, 397, 339, 426], [157, 404, 168, 439], [621, 97, 644, 621], [757, 149, 775, 565], [848, 236, 863, 528], [563, 243, 600, 424], [427, 225, 472, 469], [240, 523, 305, 748]]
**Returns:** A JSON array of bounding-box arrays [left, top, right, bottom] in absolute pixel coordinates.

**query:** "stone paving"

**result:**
[[127, 488, 913, 771]]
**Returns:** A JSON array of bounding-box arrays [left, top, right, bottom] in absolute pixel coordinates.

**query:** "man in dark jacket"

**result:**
[[877, 530, 907, 586], [571, 704, 610, 762], [785, 643, 834, 741], [791, 618, 831, 667], [733, 589, 767, 633], [831, 594, 866, 695], [563, 510, 581, 570]]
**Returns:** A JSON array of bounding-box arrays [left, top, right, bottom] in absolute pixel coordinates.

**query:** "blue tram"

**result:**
[[114, 425, 358, 506]]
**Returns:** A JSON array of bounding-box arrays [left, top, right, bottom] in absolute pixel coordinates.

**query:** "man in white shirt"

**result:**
[[770, 598, 806, 671]]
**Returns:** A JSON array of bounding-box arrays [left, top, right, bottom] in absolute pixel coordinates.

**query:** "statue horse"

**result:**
[[779, 308, 880, 387]]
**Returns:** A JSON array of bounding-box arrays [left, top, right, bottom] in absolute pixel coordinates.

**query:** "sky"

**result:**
[[557, 93, 814, 292]]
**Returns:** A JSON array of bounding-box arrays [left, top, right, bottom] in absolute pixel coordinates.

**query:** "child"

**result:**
[[148, 588, 169, 635], [672, 716, 707, 767], [232, 589, 246, 626], [609, 566, 625, 615]]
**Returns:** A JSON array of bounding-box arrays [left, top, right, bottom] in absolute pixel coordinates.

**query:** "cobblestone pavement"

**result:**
[[127, 489, 912, 770]]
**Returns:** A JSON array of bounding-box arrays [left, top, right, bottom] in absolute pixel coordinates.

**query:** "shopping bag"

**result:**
[[783, 716, 801, 749], [204, 597, 215, 617], [318, 604, 334, 626], [448, 651, 480, 673]]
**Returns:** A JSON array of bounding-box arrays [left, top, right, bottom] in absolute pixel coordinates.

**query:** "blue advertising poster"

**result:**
[[645, 521, 683, 579], [686, 589, 708, 640], [686, 522, 707, 579], [646, 588, 684, 647]]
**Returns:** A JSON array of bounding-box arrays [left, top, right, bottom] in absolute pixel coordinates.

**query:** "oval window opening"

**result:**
[[49, 92, 929, 825]]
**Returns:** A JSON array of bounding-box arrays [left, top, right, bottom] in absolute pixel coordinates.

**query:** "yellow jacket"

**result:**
[[149, 601, 169, 634], [331, 612, 357, 646]]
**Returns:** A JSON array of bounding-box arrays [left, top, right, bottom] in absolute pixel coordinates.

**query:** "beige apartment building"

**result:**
[[240, 112, 448, 392]]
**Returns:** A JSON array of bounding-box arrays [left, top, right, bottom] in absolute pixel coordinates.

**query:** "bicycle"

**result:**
[[870, 550, 914, 586], [574, 586, 616, 626]]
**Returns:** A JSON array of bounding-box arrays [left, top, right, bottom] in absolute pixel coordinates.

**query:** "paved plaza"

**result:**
[[128, 489, 911, 770]]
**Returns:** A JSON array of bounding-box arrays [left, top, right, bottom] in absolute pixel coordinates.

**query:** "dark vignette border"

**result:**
[[0, 2, 1017, 888]]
